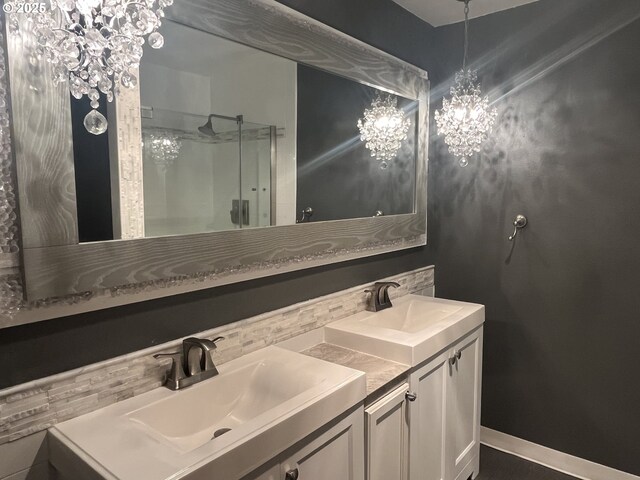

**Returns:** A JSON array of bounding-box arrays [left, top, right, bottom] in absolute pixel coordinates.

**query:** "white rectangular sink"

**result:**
[[50, 346, 365, 480], [325, 295, 484, 365], [360, 299, 464, 333], [128, 353, 331, 453]]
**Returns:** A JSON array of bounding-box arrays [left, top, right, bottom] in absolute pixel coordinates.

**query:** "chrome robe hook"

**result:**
[[508, 215, 528, 241]]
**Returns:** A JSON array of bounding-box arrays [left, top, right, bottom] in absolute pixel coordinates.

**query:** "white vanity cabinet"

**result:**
[[409, 327, 483, 480], [245, 407, 365, 480], [365, 383, 410, 480]]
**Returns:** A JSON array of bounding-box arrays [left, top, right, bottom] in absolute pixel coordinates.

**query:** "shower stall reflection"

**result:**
[[141, 107, 276, 237]]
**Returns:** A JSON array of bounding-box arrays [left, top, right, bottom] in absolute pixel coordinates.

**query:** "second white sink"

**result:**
[[359, 298, 464, 333], [325, 295, 484, 365]]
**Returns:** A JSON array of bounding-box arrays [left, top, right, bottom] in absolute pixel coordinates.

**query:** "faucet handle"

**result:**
[[373, 281, 400, 304], [372, 281, 400, 291], [183, 337, 224, 375], [184, 336, 225, 351], [380, 281, 400, 303], [153, 352, 186, 390], [365, 281, 401, 312]]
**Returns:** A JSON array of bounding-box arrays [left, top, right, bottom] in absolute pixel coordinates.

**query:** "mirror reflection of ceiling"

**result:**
[[392, 0, 540, 26]]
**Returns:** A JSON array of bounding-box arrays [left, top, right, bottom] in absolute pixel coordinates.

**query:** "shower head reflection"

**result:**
[[198, 115, 217, 137]]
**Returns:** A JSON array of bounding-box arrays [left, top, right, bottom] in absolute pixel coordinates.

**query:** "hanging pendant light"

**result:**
[[435, 0, 497, 167], [7, 0, 173, 135], [143, 129, 182, 169], [357, 93, 411, 170]]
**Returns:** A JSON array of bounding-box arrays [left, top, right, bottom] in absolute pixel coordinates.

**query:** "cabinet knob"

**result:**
[[285, 468, 299, 480], [455, 350, 462, 360], [405, 391, 417, 402], [449, 356, 457, 366]]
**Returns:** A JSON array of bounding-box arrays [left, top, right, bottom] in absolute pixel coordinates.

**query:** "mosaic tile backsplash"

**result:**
[[0, 266, 434, 446]]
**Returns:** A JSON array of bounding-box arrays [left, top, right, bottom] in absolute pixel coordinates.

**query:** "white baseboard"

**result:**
[[480, 427, 640, 480]]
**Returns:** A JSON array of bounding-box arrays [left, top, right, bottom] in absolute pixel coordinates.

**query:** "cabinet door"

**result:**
[[366, 383, 409, 480], [448, 328, 483, 480], [409, 351, 450, 480], [280, 407, 365, 480]]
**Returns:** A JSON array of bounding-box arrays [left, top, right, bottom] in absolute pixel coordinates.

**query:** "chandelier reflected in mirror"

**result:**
[[143, 130, 182, 170], [435, 0, 497, 167], [7, 0, 173, 135], [357, 93, 411, 170]]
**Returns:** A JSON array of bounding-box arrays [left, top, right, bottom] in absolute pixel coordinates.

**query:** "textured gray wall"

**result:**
[[428, 0, 640, 474]]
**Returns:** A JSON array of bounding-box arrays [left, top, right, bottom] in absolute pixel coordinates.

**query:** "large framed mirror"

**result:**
[[3, 0, 429, 305]]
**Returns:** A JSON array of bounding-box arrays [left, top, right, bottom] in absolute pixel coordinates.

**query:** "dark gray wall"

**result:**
[[427, 0, 640, 474], [296, 64, 416, 221], [0, 0, 435, 390]]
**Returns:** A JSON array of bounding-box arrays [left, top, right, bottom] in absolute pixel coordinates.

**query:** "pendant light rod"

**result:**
[[463, 0, 470, 69], [457, 0, 471, 70]]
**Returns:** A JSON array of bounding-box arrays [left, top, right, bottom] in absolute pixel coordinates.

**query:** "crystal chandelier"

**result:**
[[143, 130, 181, 169], [357, 94, 411, 170], [435, 0, 497, 167], [8, 0, 172, 135]]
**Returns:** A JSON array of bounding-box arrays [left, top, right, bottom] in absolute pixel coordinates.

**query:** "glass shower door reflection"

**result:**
[[240, 121, 274, 229], [141, 108, 274, 237]]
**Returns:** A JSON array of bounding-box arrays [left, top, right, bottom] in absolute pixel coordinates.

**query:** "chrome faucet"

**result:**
[[153, 336, 224, 390], [364, 281, 400, 312]]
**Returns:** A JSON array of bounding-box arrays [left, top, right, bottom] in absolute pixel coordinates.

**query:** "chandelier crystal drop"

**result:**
[[7, 0, 173, 134], [357, 94, 411, 170], [435, 0, 497, 167]]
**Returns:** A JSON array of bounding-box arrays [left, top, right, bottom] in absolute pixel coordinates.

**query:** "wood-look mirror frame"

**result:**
[[6, 0, 429, 302]]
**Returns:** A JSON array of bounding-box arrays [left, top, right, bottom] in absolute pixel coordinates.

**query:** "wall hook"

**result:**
[[508, 215, 528, 241], [297, 207, 313, 223]]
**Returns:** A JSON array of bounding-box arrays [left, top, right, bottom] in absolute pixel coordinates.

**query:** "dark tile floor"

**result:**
[[476, 445, 579, 480]]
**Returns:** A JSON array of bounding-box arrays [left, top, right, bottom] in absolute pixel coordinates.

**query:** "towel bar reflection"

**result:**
[[508, 215, 528, 241]]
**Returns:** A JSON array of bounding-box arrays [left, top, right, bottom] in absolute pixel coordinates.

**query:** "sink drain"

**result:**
[[212, 428, 232, 439]]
